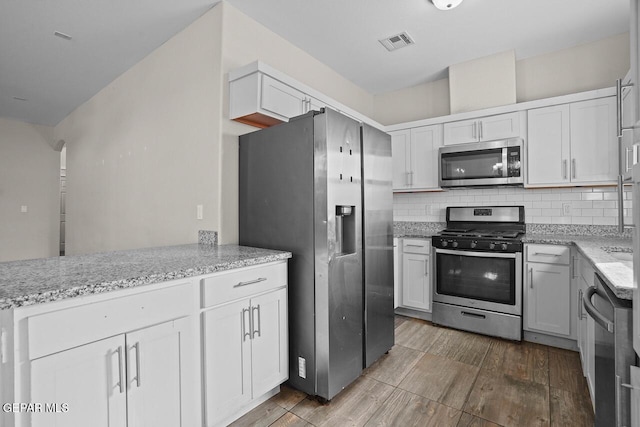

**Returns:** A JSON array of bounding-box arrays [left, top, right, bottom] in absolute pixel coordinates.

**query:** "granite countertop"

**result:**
[[523, 234, 633, 300], [0, 244, 292, 310]]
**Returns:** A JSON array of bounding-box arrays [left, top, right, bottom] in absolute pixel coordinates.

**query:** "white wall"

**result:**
[[394, 186, 632, 226], [0, 118, 59, 261], [449, 50, 517, 114], [53, 7, 224, 255], [374, 33, 630, 125], [218, 1, 377, 244]]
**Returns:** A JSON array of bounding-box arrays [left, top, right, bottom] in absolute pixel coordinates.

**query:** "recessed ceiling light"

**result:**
[[432, 0, 464, 10], [12, 96, 27, 101], [54, 31, 72, 40]]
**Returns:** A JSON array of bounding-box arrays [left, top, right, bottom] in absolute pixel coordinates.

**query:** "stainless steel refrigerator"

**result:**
[[238, 108, 394, 400]]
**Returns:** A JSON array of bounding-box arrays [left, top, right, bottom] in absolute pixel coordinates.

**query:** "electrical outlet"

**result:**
[[196, 205, 203, 220], [562, 203, 572, 216], [20, 205, 27, 213]]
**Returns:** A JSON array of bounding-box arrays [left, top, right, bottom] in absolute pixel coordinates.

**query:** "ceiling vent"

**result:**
[[379, 32, 414, 52]]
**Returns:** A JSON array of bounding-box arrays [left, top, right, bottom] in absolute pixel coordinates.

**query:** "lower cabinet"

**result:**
[[393, 238, 401, 309], [576, 251, 596, 405], [524, 244, 572, 337], [202, 264, 288, 426], [401, 239, 431, 312]]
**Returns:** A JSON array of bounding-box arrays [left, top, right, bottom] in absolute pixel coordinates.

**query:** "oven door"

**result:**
[[433, 248, 522, 315]]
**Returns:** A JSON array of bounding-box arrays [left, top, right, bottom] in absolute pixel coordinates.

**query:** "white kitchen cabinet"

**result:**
[[570, 97, 618, 183], [524, 244, 571, 337], [230, 72, 323, 128], [620, 69, 635, 181], [30, 335, 127, 427], [202, 263, 288, 427], [30, 317, 193, 427], [443, 111, 522, 145], [577, 251, 596, 405], [391, 124, 442, 191], [527, 97, 617, 186], [401, 239, 431, 312]]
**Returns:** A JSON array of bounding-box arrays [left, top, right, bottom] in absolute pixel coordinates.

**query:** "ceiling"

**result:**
[[0, 0, 630, 127]]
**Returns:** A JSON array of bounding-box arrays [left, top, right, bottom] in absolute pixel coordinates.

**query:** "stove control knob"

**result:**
[[441, 240, 448, 247], [452, 241, 458, 248], [489, 242, 496, 250], [501, 243, 508, 250], [470, 241, 477, 249]]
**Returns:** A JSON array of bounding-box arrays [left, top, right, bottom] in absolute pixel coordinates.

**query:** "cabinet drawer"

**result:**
[[526, 244, 570, 265], [202, 262, 287, 308], [403, 239, 430, 255], [28, 282, 194, 360]]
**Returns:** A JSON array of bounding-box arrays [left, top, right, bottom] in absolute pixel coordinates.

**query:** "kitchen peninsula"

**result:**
[[0, 236, 291, 427]]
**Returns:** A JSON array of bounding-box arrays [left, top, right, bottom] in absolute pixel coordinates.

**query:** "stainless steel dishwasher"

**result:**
[[583, 272, 634, 427]]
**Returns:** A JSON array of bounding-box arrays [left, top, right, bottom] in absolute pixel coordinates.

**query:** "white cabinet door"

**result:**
[[410, 125, 442, 189], [250, 288, 288, 398], [307, 96, 325, 113], [260, 75, 305, 120], [126, 318, 191, 427], [443, 112, 521, 146], [570, 97, 618, 184], [443, 118, 478, 145], [30, 335, 127, 427], [402, 253, 430, 311], [621, 70, 635, 181], [479, 111, 521, 141], [524, 262, 571, 336], [527, 104, 571, 186], [390, 130, 410, 190], [203, 299, 252, 424]]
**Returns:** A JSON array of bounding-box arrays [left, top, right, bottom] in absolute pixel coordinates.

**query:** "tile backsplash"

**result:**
[[394, 186, 633, 226]]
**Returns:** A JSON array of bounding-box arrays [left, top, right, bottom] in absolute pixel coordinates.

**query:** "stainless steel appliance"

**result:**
[[583, 273, 634, 427], [238, 108, 394, 401], [438, 138, 524, 187], [432, 206, 525, 340]]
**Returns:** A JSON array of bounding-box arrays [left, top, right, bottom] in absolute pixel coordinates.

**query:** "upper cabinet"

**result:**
[[228, 61, 384, 131], [230, 73, 323, 128], [620, 69, 636, 181], [390, 124, 442, 192], [527, 97, 617, 187], [443, 111, 523, 145]]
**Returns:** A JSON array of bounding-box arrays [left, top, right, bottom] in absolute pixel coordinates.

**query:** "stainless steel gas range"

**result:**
[[431, 206, 525, 341]]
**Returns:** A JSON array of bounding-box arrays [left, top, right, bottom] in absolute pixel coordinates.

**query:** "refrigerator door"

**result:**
[[361, 124, 394, 368], [313, 108, 364, 400]]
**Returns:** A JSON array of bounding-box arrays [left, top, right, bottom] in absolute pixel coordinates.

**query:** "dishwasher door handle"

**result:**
[[583, 285, 615, 333]]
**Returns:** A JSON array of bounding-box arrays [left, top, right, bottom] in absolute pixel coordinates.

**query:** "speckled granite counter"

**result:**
[[394, 221, 444, 238], [524, 234, 633, 300], [0, 244, 292, 310]]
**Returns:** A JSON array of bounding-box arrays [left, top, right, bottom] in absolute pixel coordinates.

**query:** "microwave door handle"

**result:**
[[502, 148, 508, 178]]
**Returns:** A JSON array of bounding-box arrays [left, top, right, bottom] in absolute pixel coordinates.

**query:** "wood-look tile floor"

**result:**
[[230, 316, 594, 427]]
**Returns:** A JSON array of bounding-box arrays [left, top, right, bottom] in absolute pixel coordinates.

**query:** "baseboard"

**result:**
[[523, 331, 578, 351], [395, 306, 432, 321]]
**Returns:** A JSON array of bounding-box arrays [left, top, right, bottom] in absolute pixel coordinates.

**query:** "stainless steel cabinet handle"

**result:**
[[578, 289, 584, 319], [533, 252, 561, 257], [572, 159, 576, 179], [116, 346, 125, 394], [571, 256, 578, 278], [252, 304, 261, 338], [626, 147, 634, 172], [617, 78, 635, 137], [424, 259, 428, 276], [563, 160, 568, 180], [408, 171, 414, 186], [479, 121, 483, 140], [406, 244, 425, 248], [242, 307, 251, 341], [529, 267, 533, 288], [131, 342, 141, 388], [234, 277, 267, 288], [472, 122, 477, 139]]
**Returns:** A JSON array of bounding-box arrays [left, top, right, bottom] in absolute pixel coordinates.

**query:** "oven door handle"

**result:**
[[435, 248, 518, 259], [582, 285, 614, 333]]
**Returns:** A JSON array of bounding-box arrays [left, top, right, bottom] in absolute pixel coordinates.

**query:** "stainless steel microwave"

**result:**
[[438, 138, 524, 187]]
